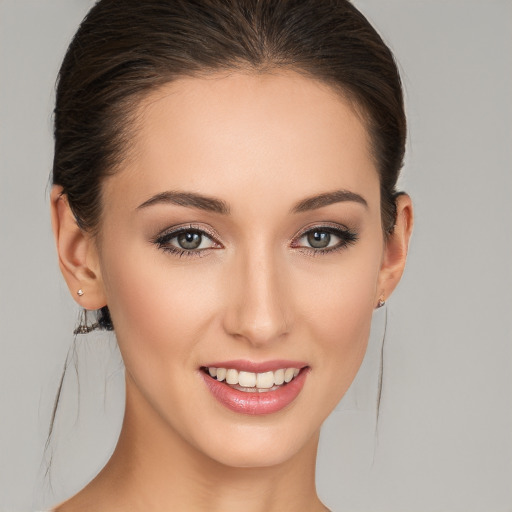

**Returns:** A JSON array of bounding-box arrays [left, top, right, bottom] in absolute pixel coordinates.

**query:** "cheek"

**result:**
[[295, 239, 382, 395], [99, 245, 220, 371]]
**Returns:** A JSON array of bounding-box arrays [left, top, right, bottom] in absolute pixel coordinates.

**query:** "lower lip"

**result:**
[[201, 369, 309, 415]]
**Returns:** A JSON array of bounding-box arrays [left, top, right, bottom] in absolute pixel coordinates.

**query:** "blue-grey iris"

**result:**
[[307, 231, 330, 248], [177, 231, 202, 250]]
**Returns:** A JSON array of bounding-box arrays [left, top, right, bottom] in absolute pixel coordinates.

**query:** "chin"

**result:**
[[200, 427, 316, 469], [180, 405, 322, 470]]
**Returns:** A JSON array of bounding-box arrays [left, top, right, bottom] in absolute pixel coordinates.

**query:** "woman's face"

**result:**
[[93, 71, 387, 467]]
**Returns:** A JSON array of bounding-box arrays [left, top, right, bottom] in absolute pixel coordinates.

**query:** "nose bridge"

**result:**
[[223, 242, 290, 345]]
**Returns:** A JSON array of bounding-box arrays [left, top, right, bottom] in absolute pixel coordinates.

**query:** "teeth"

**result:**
[[226, 369, 239, 385], [206, 366, 301, 389], [232, 384, 280, 393], [284, 368, 295, 383], [238, 371, 256, 387], [274, 368, 285, 385], [256, 371, 274, 389]]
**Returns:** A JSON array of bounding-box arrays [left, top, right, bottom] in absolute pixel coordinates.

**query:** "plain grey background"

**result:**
[[1, 1, 511, 511]]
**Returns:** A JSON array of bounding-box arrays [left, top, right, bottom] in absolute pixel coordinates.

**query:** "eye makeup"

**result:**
[[290, 222, 358, 256], [152, 223, 223, 258], [151, 220, 359, 260]]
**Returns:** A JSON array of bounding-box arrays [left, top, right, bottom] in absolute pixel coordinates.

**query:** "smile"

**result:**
[[203, 367, 301, 392], [200, 361, 309, 415]]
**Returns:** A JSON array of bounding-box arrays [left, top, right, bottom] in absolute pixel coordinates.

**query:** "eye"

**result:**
[[293, 225, 358, 253], [175, 231, 207, 250], [154, 226, 220, 256], [305, 230, 333, 249]]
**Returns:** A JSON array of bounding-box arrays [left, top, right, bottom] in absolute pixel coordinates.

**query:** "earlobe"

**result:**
[[376, 194, 414, 304], [50, 185, 107, 310]]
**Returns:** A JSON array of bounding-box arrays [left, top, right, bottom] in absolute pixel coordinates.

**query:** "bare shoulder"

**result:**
[[49, 477, 128, 512], [49, 487, 101, 512], [50, 493, 102, 512]]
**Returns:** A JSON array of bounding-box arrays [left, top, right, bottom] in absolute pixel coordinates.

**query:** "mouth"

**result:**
[[200, 362, 309, 415], [201, 366, 302, 393]]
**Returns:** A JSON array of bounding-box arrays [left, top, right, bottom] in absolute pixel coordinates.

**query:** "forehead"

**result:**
[[104, 70, 379, 213]]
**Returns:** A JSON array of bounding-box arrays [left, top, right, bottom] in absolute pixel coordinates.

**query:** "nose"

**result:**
[[222, 246, 291, 347]]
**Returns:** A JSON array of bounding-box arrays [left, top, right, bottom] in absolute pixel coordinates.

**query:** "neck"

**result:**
[[70, 374, 327, 512]]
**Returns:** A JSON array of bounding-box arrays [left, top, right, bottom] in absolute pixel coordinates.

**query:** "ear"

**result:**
[[50, 185, 107, 310], [376, 194, 414, 304]]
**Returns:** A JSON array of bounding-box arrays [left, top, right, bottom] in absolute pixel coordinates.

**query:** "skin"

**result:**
[[50, 70, 413, 512]]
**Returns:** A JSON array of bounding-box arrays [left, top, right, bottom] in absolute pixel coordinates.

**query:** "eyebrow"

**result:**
[[137, 191, 230, 214], [137, 188, 367, 215], [291, 189, 368, 213]]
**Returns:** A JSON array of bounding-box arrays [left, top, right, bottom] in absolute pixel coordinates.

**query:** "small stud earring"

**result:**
[[77, 289, 84, 297], [377, 297, 385, 308]]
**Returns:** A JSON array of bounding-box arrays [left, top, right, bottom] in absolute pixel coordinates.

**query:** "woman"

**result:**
[[48, 0, 412, 510]]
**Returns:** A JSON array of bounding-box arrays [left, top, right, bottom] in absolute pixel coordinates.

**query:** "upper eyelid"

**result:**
[[153, 223, 221, 243], [292, 222, 352, 239]]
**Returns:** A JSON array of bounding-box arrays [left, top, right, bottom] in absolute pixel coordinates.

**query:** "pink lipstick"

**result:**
[[200, 360, 309, 415]]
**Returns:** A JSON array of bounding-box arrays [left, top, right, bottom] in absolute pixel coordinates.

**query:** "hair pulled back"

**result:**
[[53, 0, 406, 330]]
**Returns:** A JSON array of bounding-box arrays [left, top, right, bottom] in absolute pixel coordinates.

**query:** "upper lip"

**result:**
[[201, 359, 308, 372]]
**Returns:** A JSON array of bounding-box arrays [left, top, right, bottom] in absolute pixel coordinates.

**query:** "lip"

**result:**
[[200, 363, 310, 415]]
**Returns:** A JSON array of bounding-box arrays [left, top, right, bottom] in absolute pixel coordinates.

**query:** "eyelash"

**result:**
[[153, 224, 221, 258], [153, 223, 358, 258], [291, 224, 359, 256]]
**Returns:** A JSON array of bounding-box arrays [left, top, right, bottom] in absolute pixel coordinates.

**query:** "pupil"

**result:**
[[307, 231, 330, 249], [177, 231, 202, 250]]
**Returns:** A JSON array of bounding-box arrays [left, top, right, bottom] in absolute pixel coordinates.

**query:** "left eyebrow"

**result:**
[[291, 189, 368, 213], [137, 191, 230, 214]]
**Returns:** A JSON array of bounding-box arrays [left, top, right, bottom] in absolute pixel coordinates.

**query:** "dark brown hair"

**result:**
[[52, 0, 406, 329]]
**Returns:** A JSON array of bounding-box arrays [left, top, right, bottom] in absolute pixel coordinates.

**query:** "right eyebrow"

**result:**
[[291, 189, 368, 213], [137, 191, 230, 215]]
